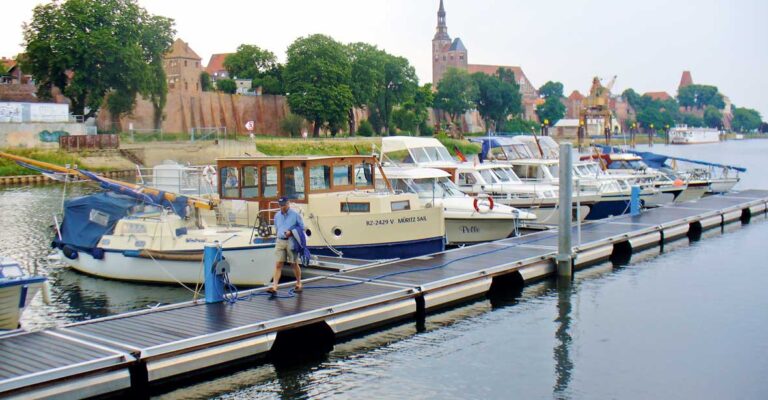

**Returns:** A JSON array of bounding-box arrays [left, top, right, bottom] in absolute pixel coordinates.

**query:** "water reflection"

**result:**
[[553, 276, 574, 398]]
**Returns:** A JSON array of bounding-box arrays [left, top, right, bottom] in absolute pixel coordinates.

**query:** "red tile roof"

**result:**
[[206, 53, 231, 75], [1, 57, 16, 71], [643, 91, 672, 101]]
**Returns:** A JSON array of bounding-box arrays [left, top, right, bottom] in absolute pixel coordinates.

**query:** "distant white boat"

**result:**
[[0, 258, 46, 330], [669, 126, 720, 144]]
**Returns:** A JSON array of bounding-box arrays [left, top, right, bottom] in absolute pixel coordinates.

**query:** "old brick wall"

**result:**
[[98, 92, 290, 136]]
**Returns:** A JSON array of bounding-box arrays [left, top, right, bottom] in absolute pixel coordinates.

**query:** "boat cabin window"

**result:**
[[282, 166, 305, 200], [221, 166, 240, 198], [354, 163, 374, 187], [242, 166, 259, 198], [340, 202, 370, 213], [391, 200, 411, 211], [458, 172, 477, 186], [492, 168, 521, 183], [333, 165, 351, 186], [309, 165, 331, 190], [512, 165, 540, 180], [261, 166, 278, 198]]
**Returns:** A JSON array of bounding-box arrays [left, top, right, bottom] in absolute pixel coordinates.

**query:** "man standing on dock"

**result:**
[[268, 197, 304, 294]]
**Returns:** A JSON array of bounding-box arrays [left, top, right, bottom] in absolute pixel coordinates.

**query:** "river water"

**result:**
[[1, 139, 767, 399]]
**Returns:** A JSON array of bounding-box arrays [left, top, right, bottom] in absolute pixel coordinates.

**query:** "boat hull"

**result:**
[[445, 218, 517, 245], [309, 236, 445, 260], [674, 183, 708, 203], [0, 280, 44, 330], [61, 245, 276, 286]]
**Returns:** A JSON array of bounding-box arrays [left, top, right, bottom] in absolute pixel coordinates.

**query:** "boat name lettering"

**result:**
[[185, 238, 207, 243], [365, 215, 427, 226], [460, 226, 480, 234]]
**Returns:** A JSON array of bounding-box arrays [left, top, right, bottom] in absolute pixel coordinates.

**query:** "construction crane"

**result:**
[[578, 77, 614, 148]]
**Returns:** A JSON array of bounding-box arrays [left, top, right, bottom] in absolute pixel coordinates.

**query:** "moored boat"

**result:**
[[669, 126, 721, 144], [383, 166, 536, 245], [0, 258, 46, 330]]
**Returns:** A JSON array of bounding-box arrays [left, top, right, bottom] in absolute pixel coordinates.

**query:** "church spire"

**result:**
[[434, 0, 450, 41]]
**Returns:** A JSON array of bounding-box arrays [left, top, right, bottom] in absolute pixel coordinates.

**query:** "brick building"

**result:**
[[164, 39, 203, 92], [431, 1, 540, 121]]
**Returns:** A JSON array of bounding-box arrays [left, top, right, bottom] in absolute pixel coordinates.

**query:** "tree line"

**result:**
[[17, 0, 764, 135], [622, 84, 763, 133]]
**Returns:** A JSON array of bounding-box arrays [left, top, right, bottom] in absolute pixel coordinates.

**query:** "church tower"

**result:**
[[432, 0, 467, 86]]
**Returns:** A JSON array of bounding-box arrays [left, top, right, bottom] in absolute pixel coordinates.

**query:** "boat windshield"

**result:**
[[608, 160, 647, 170], [413, 146, 454, 163], [501, 144, 535, 160], [395, 177, 465, 199], [479, 169, 500, 184], [491, 167, 522, 183]]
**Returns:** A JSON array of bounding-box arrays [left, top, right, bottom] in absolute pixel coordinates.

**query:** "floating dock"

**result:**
[[1, 190, 767, 399]]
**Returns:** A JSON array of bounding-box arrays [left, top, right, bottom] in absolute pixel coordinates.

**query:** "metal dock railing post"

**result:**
[[557, 143, 573, 277]]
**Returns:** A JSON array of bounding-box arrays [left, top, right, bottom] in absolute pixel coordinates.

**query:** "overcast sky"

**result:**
[[2, 0, 767, 117]]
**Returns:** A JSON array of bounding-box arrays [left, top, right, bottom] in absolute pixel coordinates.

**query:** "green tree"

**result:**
[[539, 81, 564, 99], [678, 84, 725, 109], [357, 120, 375, 137], [681, 114, 704, 127], [471, 68, 521, 132], [347, 43, 386, 134], [224, 44, 285, 95], [731, 107, 762, 132], [502, 118, 540, 133], [224, 44, 277, 80], [284, 34, 353, 137], [216, 78, 237, 94], [703, 106, 723, 128], [536, 81, 566, 125], [637, 107, 675, 132], [434, 68, 478, 134], [403, 83, 435, 135], [253, 64, 285, 95], [279, 113, 306, 137], [22, 0, 174, 120], [370, 54, 418, 135], [200, 72, 212, 92]]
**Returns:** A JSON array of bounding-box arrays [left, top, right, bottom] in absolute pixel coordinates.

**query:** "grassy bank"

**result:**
[[0, 149, 101, 177], [253, 135, 482, 157]]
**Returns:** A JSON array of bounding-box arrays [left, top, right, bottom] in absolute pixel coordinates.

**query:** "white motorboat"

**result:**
[[212, 155, 445, 260], [384, 166, 536, 245], [0, 258, 46, 330], [381, 136, 597, 223]]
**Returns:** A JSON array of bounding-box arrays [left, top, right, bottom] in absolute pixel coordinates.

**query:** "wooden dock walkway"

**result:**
[[1, 190, 767, 399]]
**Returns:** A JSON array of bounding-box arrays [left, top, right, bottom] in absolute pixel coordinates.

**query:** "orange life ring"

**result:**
[[473, 196, 494, 213]]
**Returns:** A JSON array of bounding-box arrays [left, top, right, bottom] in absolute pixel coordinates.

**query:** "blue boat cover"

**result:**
[[78, 169, 189, 217], [54, 192, 141, 250]]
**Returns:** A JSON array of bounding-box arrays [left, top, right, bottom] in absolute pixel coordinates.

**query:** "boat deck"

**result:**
[[2, 190, 767, 399]]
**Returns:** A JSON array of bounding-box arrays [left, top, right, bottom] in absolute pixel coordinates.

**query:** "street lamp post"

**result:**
[[665, 124, 670, 145], [649, 123, 654, 147]]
